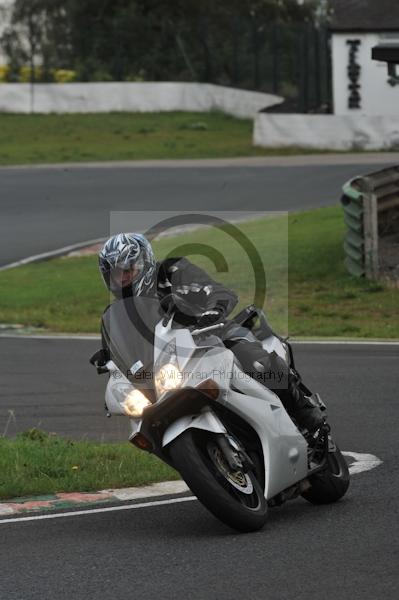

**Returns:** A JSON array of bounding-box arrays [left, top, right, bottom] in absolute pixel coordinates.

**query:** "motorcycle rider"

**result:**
[[97, 232, 324, 433]]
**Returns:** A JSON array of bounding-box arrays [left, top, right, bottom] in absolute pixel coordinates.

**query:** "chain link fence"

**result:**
[[1, 16, 332, 114]]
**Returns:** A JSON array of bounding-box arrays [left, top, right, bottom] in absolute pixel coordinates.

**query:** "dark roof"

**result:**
[[330, 0, 399, 32]]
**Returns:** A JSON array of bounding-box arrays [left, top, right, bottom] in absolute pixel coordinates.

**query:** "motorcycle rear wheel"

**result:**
[[301, 445, 350, 505], [169, 429, 267, 532]]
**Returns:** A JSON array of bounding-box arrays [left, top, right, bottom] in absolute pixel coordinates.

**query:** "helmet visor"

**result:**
[[109, 256, 145, 291]]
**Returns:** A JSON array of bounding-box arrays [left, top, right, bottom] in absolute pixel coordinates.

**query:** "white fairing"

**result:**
[[261, 334, 289, 362], [104, 360, 133, 415], [162, 410, 227, 447], [104, 316, 309, 501], [225, 363, 308, 499], [156, 321, 307, 500]]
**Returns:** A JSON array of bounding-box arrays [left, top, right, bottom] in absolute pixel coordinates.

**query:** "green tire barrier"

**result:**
[[341, 179, 365, 277], [341, 166, 399, 280]]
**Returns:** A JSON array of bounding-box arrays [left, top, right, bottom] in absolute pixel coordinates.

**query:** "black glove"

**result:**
[[196, 306, 225, 328], [89, 348, 110, 374]]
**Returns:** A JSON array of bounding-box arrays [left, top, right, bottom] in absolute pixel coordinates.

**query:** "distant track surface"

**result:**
[[1, 156, 397, 267]]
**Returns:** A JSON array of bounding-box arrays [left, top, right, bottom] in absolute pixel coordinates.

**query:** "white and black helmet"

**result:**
[[99, 233, 156, 298]]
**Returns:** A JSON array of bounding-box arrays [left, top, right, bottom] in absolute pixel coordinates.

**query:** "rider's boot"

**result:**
[[252, 353, 325, 433], [281, 378, 325, 433]]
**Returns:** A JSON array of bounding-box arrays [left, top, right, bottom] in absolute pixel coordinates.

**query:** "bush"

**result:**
[[17, 428, 51, 443], [53, 69, 76, 83], [124, 71, 146, 82], [19, 66, 43, 82], [0, 65, 9, 82], [0, 66, 77, 84]]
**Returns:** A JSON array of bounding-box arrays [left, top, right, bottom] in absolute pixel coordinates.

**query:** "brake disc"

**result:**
[[208, 444, 254, 495]]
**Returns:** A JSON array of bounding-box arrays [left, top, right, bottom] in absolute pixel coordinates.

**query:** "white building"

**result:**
[[330, 0, 399, 115], [254, 1, 399, 150]]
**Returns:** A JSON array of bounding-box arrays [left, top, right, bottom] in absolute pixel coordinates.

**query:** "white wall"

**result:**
[[0, 82, 283, 118], [253, 113, 399, 150], [332, 32, 399, 116]]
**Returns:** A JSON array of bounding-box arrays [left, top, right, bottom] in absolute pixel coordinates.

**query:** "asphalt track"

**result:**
[[0, 339, 397, 599], [0, 337, 397, 443], [1, 155, 398, 267], [1, 157, 398, 598]]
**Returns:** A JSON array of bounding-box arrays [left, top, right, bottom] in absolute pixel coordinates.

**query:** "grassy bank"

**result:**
[[0, 429, 178, 500], [1, 206, 398, 337], [0, 111, 338, 165]]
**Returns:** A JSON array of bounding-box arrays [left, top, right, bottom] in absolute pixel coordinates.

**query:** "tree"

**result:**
[[1, 0, 321, 86], [1, 0, 71, 81]]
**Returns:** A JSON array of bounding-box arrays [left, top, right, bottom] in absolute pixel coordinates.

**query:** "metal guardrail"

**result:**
[[341, 165, 399, 279]]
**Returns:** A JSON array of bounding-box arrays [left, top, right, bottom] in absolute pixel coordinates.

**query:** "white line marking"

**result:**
[[0, 495, 197, 525], [343, 451, 383, 475], [0, 213, 267, 272], [0, 237, 107, 272], [1, 153, 399, 171]]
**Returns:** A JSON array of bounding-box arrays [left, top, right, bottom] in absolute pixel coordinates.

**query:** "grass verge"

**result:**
[[0, 111, 345, 165], [0, 429, 179, 501], [0, 206, 398, 338]]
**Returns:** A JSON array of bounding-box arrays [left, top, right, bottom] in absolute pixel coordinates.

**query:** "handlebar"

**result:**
[[191, 322, 226, 336]]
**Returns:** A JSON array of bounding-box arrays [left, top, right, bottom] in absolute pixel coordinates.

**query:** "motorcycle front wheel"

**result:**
[[169, 429, 267, 532]]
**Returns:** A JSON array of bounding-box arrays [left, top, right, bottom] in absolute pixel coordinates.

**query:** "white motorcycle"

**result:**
[[91, 297, 349, 532]]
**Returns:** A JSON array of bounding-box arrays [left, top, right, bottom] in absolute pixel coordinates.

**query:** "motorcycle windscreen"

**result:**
[[101, 297, 163, 380]]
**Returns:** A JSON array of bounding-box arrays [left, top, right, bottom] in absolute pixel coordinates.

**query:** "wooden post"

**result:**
[[362, 180, 379, 280]]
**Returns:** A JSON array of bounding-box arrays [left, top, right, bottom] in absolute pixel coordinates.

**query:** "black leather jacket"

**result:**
[[97, 257, 238, 364], [155, 257, 238, 319]]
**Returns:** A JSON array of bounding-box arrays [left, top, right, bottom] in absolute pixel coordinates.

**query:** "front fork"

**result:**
[[216, 434, 255, 473]]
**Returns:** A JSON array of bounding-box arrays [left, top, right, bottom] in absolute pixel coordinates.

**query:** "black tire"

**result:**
[[302, 445, 350, 505], [169, 429, 267, 532]]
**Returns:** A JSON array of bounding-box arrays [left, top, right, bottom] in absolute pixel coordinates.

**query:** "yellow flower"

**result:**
[[54, 69, 76, 83], [0, 65, 9, 83]]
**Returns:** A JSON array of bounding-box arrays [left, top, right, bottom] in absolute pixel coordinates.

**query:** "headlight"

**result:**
[[155, 363, 182, 395], [122, 389, 151, 418]]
